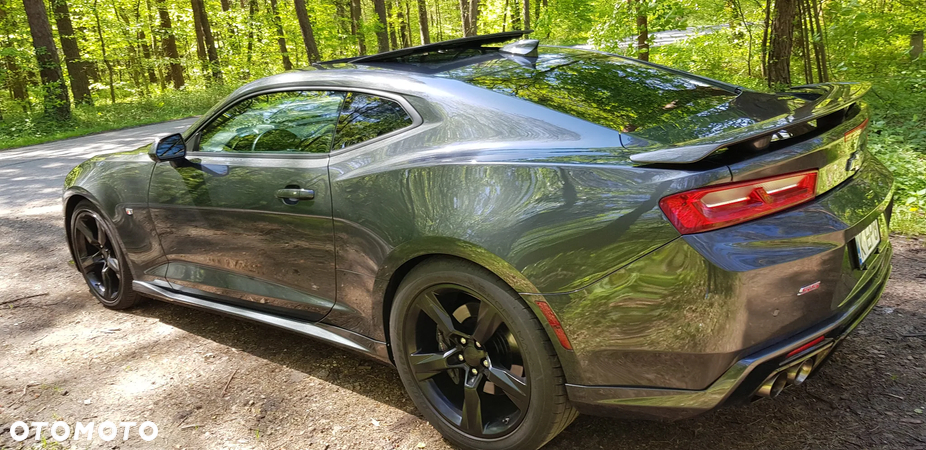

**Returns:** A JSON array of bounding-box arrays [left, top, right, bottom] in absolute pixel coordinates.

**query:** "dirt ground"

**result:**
[[0, 200, 925, 449]]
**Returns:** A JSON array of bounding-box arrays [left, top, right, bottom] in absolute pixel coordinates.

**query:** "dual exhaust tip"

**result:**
[[756, 358, 816, 398]]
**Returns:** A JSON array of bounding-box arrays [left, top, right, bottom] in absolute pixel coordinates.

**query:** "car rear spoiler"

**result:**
[[628, 82, 871, 165]]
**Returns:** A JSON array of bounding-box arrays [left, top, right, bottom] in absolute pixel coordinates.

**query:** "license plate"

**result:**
[[854, 218, 881, 267]]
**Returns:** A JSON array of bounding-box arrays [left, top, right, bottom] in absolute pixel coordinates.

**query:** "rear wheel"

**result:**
[[69, 200, 141, 310], [390, 257, 577, 450]]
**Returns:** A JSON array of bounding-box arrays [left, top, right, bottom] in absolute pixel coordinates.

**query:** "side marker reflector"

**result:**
[[535, 301, 573, 351]]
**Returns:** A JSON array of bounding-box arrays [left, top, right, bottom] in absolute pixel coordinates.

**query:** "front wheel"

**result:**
[[390, 257, 577, 450], [69, 200, 141, 310]]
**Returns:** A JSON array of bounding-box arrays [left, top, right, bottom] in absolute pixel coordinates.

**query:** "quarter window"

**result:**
[[332, 93, 413, 150], [198, 91, 345, 154]]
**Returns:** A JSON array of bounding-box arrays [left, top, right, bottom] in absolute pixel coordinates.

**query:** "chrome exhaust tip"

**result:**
[[756, 372, 787, 398], [786, 359, 814, 385]]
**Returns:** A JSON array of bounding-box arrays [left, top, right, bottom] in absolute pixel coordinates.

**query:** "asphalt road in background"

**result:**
[[0, 118, 196, 216]]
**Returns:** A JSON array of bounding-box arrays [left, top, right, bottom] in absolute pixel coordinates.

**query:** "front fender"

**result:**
[[62, 148, 167, 282]]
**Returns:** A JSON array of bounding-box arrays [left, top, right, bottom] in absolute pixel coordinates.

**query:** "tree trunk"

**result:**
[[157, 0, 184, 89], [634, 1, 648, 61], [417, 0, 429, 44], [220, 0, 230, 11], [293, 0, 321, 62], [468, 0, 479, 35], [0, 5, 29, 112], [385, 0, 397, 49], [502, 0, 508, 31], [91, 0, 115, 104], [434, 0, 443, 40], [51, 0, 92, 105], [459, 0, 471, 36], [404, 0, 413, 45], [809, 0, 828, 81], [731, 0, 753, 77], [191, 0, 207, 66], [269, 0, 293, 70], [522, 0, 529, 31], [396, 0, 409, 47], [192, 0, 221, 81], [510, 0, 521, 30], [913, 31, 925, 59], [760, 0, 771, 77], [245, 0, 255, 78], [767, 0, 795, 87], [3, 55, 30, 110], [139, 30, 158, 84], [350, 0, 366, 54], [372, 0, 389, 51], [23, 0, 71, 119], [335, 0, 349, 38]]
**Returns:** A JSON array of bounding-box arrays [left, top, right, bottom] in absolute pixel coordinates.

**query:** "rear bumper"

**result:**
[[565, 240, 892, 420]]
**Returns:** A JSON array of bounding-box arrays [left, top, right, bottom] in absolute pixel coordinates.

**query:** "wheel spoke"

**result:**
[[107, 256, 120, 273], [486, 366, 529, 411], [96, 220, 108, 248], [101, 266, 115, 299], [410, 349, 461, 381], [75, 219, 98, 246], [79, 252, 102, 270], [460, 383, 484, 435], [472, 302, 503, 344], [418, 291, 456, 337]]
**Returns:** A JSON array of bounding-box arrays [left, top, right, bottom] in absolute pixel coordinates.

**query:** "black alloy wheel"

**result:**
[[403, 284, 529, 437], [70, 201, 140, 309], [390, 257, 577, 450]]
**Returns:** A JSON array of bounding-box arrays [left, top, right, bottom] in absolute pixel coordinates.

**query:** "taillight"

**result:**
[[844, 118, 869, 142], [659, 170, 818, 234]]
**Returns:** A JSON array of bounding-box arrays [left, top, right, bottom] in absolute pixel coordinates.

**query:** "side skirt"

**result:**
[[132, 281, 392, 364]]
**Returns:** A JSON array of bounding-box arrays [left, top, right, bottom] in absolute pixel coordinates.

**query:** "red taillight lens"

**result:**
[[659, 170, 818, 234]]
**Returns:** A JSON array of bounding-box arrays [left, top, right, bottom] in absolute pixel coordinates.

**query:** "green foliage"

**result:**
[[866, 70, 926, 234], [0, 85, 232, 150], [589, 0, 689, 52]]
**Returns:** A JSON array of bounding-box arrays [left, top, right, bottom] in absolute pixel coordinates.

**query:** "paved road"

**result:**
[[577, 23, 754, 50], [0, 118, 196, 216]]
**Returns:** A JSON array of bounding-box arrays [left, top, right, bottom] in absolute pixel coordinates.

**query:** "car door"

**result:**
[[147, 90, 344, 321]]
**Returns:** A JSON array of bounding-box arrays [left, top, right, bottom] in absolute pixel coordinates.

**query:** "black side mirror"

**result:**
[[149, 133, 187, 162]]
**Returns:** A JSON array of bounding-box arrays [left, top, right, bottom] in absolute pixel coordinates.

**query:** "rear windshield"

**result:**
[[442, 50, 737, 134]]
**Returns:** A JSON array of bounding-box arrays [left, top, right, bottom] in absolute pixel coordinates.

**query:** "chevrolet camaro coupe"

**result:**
[[64, 31, 893, 450]]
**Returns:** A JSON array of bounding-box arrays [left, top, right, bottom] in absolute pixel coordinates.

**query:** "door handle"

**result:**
[[275, 188, 315, 201]]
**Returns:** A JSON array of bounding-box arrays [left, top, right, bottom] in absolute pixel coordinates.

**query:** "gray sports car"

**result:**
[[64, 31, 893, 450]]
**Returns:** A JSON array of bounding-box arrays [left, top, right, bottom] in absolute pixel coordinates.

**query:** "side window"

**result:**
[[198, 90, 345, 154], [332, 93, 414, 150]]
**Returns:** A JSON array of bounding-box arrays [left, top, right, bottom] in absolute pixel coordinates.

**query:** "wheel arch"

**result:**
[[373, 237, 546, 364], [63, 189, 103, 266]]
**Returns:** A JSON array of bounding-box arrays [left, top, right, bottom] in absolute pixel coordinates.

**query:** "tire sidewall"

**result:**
[[70, 201, 135, 308], [390, 259, 561, 450]]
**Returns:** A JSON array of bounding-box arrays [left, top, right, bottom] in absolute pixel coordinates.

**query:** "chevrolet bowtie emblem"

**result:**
[[846, 151, 862, 172]]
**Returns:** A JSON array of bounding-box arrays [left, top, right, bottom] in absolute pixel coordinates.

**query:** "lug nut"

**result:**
[[475, 342, 481, 349], [460, 338, 467, 345], [471, 368, 478, 375], [457, 354, 465, 362], [482, 360, 489, 368]]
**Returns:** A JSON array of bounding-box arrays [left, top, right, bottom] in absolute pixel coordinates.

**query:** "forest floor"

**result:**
[[0, 126, 925, 450]]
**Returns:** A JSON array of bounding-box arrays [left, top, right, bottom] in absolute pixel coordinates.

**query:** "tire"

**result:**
[[69, 200, 142, 310], [390, 257, 577, 450]]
